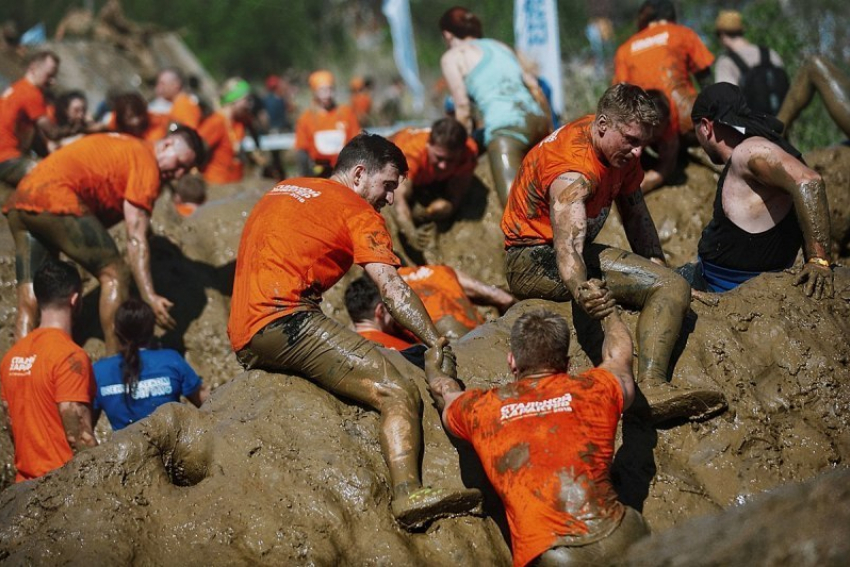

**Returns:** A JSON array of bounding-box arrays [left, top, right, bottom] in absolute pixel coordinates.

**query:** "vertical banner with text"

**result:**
[[514, 0, 563, 116]]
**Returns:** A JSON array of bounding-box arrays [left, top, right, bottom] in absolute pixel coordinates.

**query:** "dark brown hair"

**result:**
[[510, 310, 571, 375], [428, 117, 468, 152], [438, 7, 483, 39], [114, 298, 155, 400]]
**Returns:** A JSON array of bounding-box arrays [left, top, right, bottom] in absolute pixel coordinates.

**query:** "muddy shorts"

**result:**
[[505, 244, 605, 301], [533, 506, 650, 566], [236, 310, 384, 391], [6, 209, 122, 283], [0, 157, 38, 187]]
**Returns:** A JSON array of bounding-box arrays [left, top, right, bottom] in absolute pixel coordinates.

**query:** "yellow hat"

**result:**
[[715, 10, 743, 33], [308, 70, 335, 91]]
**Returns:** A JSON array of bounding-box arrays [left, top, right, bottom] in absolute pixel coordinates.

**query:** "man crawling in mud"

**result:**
[[427, 307, 650, 566], [689, 82, 834, 297], [227, 133, 481, 529], [501, 83, 726, 424]]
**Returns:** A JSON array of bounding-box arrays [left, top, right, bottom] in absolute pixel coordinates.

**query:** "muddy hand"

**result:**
[[425, 337, 448, 382], [149, 294, 176, 330], [794, 263, 834, 300], [576, 278, 616, 320], [414, 223, 437, 251], [440, 340, 457, 379]]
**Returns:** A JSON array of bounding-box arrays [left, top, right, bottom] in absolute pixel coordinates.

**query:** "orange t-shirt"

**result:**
[[294, 105, 361, 165], [108, 111, 170, 143], [169, 92, 202, 129], [198, 111, 245, 184], [613, 22, 715, 133], [357, 329, 412, 350], [228, 177, 400, 351], [0, 78, 48, 162], [446, 368, 625, 567], [351, 92, 372, 122], [501, 115, 644, 248], [3, 133, 161, 227], [390, 127, 478, 187], [399, 265, 484, 331], [1, 327, 95, 482]]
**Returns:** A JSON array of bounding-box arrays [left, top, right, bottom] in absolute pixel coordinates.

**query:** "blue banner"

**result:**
[[514, 0, 563, 115], [382, 0, 425, 112]]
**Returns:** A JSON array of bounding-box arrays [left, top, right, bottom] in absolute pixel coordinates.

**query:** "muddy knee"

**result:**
[[376, 375, 422, 415], [652, 272, 691, 315]]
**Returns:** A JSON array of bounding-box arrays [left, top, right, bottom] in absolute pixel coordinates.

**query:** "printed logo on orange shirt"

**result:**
[[630, 31, 669, 53], [8, 355, 37, 374], [270, 184, 321, 203], [500, 392, 573, 422], [400, 266, 434, 282]]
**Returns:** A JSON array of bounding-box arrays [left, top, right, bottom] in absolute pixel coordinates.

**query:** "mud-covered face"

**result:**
[[597, 117, 649, 168], [358, 163, 402, 211]]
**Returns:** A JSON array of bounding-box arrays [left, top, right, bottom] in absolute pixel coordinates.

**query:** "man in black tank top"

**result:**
[[690, 83, 833, 299]]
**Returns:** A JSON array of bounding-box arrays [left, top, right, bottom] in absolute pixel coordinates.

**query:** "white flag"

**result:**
[[514, 0, 563, 115]]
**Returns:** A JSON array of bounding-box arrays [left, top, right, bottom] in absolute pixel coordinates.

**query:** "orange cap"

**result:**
[[309, 70, 335, 91]]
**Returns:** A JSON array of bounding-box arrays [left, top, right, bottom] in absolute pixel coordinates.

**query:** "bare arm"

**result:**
[[123, 200, 176, 329], [391, 178, 418, 237], [441, 50, 473, 134], [423, 337, 465, 430], [519, 64, 554, 127], [743, 142, 833, 298], [616, 189, 666, 264], [58, 401, 98, 452], [455, 269, 516, 314], [186, 383, 210, 407], [597, 308, 636, 410]]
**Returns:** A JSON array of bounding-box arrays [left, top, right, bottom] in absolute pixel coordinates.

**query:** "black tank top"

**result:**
[[697, 163, 802, 271]]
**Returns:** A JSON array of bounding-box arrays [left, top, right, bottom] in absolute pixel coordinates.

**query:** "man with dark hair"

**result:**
[[427, 306, 649, 566], [344, 275, 414, 350], [502, 83, 726, 424], [4, 126, 205, 354], [228, 132, 482, 529], [0, 51, 92, 186], [613, 0, 714, 146], [1, 259, 98, 482], [389, 117, 479, 251], [690, 82, 833, 297]]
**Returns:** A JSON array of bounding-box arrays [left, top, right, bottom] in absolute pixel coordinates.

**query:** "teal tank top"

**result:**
[[464, 38, 545, 145]]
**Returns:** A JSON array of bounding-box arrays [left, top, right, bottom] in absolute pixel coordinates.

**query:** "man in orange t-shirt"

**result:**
[[344, 275, 415, 350], [613, 0, 714, 137], [3, 127, 206, 354], [1, 260, 97, 482], [153, 67, 202, 128], [390, 118, 478, 252], [229, 133, 480, 529], [428, 308, 647, 566], [198, 78, 252, 184], [0, 51, 90, 186], [349, 76, 373, 126], [294, 70, 361, 178], [501, 83, 725, 425]]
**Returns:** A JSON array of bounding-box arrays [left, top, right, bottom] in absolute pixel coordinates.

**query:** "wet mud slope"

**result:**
[[0, 148, 849, 562]]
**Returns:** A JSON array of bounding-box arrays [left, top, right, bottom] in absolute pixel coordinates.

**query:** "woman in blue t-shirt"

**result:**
[[93, 299, 209, 430]]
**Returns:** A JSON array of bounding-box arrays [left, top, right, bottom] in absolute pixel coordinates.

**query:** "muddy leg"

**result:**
[[97, 261, 130, 355], [778, 55, 850, 137], [487, 135, 528, 207]]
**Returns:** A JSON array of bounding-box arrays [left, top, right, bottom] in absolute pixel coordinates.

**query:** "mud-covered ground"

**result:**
[[0, 145, 849, 564]]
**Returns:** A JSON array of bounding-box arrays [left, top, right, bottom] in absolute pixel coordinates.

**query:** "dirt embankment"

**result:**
[[0, 146, 849, 563]]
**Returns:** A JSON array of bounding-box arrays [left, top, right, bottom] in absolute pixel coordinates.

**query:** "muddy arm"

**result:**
[[549, 172, 593, 297], [124, 200, 175, 329], [58, 401, 98, 452], [598, 309, 636, 410], [365, 262, 440, 348], [616, 189, 665, 264]]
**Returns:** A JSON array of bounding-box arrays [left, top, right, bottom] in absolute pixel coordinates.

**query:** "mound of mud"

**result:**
[[1, 148, 849, 562]]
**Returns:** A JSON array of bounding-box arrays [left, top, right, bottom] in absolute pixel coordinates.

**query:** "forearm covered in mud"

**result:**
[[793, 178, 833, 262], [618, 190, 665, 262], [550, 174, 593, 296], [378, 271, 441, 347], [58, 402, 98, 453], [124, 201, 157, 302]]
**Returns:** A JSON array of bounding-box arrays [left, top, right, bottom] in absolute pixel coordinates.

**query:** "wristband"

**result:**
[[807, 257, 831, 268]]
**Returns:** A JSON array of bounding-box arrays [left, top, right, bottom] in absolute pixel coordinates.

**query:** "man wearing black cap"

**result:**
[[690, 82, 834, 298]]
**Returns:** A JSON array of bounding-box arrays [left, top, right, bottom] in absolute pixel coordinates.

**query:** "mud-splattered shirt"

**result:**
[[501, 115, 643, 248], [399, 265, 484, 332], [613, 21, 714, 133], [1, 328, 95, 482], [228, 177, 400, 351], [390, 127, 478, 187], [3, 133, 161, 227], [446, 368, 625, 567]]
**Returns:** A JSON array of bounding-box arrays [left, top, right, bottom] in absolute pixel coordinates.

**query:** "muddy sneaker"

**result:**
[[639, 380, 728, 425], [391, 486, 483, 530]]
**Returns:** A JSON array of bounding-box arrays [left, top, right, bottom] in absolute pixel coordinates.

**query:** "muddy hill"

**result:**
[[0, 140, 849, 563]]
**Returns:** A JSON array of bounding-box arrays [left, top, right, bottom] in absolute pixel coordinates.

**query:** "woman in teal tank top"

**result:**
[[439, 7, 552, 205]]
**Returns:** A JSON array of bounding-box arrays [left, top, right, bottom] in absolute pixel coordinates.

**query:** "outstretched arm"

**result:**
[[742, 141, 833, 299], [124, 200, 176, 329], [455, 269, 516, 314], [597, 307, 636, 409]]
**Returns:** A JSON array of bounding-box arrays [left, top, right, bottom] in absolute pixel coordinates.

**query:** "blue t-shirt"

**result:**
[[93, 349, 202, 430]]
